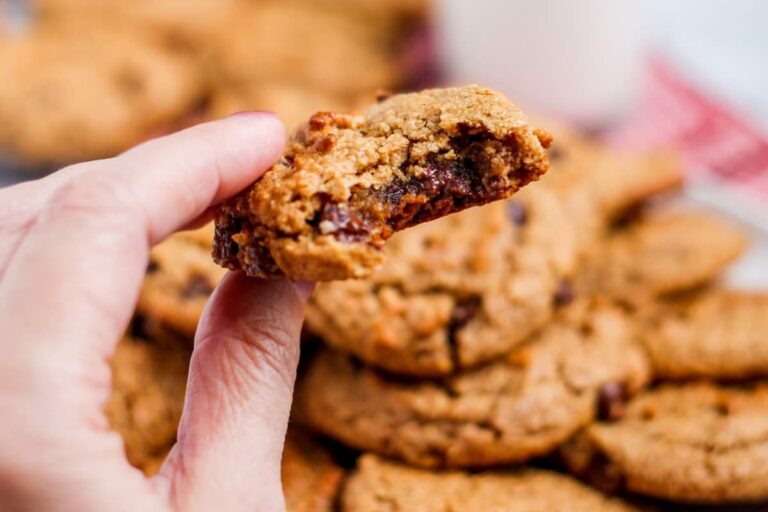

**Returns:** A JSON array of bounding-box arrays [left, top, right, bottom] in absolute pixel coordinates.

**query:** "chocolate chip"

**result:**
[[317, 203, 371, 243], [146, 259, 159, 273], [547, 144, 566, 162], [553, 279, 575, 307], [181, 274, 214, 298], [450, 296, 482, 331], [375, 90, 393, 102], [507, 201, 528, 226], [597, 382, 627, 421]]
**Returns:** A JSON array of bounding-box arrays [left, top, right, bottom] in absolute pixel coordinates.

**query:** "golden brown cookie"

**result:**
[[106, 330, 190, 474], [283, 427, 344, 512], [0, 21, 204, 164], [33, 0, 242, 43], [296, 304, 650, 468], [214, 86, 551, 281], [342, 454, 640, 511], [137, 224, 226, 337], [306, 187, 577, 376], [588, 211, 747, 302], [639, 289, 768, 380], [211, 2, 399, 96], [562, 383, 768, 503]]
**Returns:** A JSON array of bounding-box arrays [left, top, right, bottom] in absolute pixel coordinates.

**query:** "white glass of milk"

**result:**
[[435, 0, 649, 129]]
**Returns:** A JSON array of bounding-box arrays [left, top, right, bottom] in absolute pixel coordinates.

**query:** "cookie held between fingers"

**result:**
[[561, 383, 768, 503], [296, 305, 650, 468], [213, 85, 552, 281], [342, 454, 640, 512], [640, 289, 768, 380]]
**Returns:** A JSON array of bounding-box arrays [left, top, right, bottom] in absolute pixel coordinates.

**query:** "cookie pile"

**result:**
[[0, 0, 427, 166]]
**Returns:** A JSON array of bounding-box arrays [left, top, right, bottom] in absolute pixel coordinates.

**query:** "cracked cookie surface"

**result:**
[[342, 454, 640, 512], [213, 85, 551, 281], [561, 383, 768, 503], [296, 305, 650, 468]]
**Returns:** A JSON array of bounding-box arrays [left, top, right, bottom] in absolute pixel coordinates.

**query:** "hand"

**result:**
[[0, 114, 313, 512]]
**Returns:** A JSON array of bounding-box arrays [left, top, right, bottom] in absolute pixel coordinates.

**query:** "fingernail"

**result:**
[[228, 110, 277, 118], [291, 280, 316, 302]]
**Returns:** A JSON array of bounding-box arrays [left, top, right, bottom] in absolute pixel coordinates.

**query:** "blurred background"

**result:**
[[1, 0, 767, 285]]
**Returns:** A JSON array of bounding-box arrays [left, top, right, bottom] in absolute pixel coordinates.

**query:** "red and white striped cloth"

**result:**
[[607, 58, 768, 211]]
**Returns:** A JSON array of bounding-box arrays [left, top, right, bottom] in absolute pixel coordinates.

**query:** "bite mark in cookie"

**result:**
[[214, 86, 551, 281]]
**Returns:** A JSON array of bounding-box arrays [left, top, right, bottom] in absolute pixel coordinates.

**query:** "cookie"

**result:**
[[587, 211, 747, 302], [306, 187, 577, 376], [639, 289, 768, 380], [212, 3, 400, 96], [296, 304, 650, 468], [0, 21, 204, 164], [208, 83, 358, 134], [137, 223, 226, 337], [561, 383, 768, 503], [342, 454, 640, 512], [283, 427, 345, 512], [105, 330, 190, 474], [304, 127, 681, 376], [214, 85, 552, 281], [33, 0, 242, 43]]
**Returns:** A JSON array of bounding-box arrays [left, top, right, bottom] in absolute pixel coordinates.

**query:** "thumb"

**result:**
[[155, 272, 313, 512]]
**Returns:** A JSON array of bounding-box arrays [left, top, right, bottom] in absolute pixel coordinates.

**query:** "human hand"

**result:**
[[0, 114, 313, 511]]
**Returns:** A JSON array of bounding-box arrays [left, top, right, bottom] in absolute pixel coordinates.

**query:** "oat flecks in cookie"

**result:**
[[561, 383, 768, 503], [282, 427, 344, 512], [341, 454, 640, 512], [640, 289, 768, 380], [213, 85, 552, 281], [295, 305, 650, 468]]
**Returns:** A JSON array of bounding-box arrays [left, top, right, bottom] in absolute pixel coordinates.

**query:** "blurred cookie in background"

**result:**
[[106, 330, 191, 475], [282, 427, 345, 512], [0, 21, 205, 165], [137, 224, 226, 338], [209, 82, 361, 133], [31, 0, 243, 44], [211, 2, 401, 97]]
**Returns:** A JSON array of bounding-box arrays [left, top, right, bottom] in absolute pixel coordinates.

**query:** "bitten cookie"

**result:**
[[0, 21, 203, 164], [214, 86, 552, 281], [283, 427, 345, 512], [106, 330, 191, 474], [639, 289, 768, 380], [342, 454, 640, 512], [561, 383, 768, 503], [296, 304, 650, 468], [138, 224, 226, 337]]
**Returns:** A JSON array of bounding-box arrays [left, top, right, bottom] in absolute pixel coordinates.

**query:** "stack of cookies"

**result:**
[[0, 0, 428, 167]]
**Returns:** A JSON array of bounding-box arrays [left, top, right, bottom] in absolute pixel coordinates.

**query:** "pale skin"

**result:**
[[0, 113, 313, 511]]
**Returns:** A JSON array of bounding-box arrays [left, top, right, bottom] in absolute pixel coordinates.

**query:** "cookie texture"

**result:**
[[640, 289, 768, 380], [0, 22, 203, 164], [296, 305, 650, 468], [306, 188, 576, 376], [137, 224, 226, 337], [588, 211, 746, 302], [105, 332, 190, 474], [342, 454, 639, 512], [214, 86, 552, 281], [283, 428, 344, 512], [305, 125, 683, 376], [561, 383, 768, 503]]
